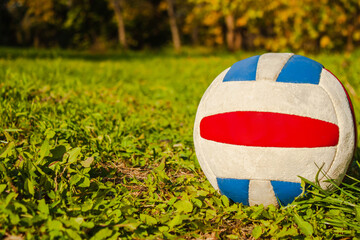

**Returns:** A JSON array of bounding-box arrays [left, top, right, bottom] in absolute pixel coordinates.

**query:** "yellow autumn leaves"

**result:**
[[185, 0, 360, 52]]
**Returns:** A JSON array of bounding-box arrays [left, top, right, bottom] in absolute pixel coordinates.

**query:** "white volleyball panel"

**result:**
[[197, 81, 338, 125], [193, 68, 231, 191], [249, 180, 278, 207], [199, 138, 337, 183], [319, 69, 356, 186], [193, 125, 219, 190], [256, 53, 294, 81]]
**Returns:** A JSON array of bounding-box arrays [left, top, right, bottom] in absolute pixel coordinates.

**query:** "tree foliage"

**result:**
[[1, 0, 360, 52]]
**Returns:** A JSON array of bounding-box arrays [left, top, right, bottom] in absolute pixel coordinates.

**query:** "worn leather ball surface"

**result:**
[[193, 53, 356, 207]]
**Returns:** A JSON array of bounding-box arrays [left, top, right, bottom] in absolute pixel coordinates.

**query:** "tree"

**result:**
[[221, 0, 253, 52], [7, 0, 55, 47], [225, 14, 236, 51], [166, 0, 181, 51], [110, 0, 127, 49], [186, 0, 245, 51]]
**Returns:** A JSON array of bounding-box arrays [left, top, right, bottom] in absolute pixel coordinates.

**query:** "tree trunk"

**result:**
[[346, 25, 354, 53], [191, 23, 199, 46], [33, 30, 40, 48], [112, 0, 127, 49], [166, 0, 181, 51], [225, 14, 235, 51], [234, 30, 242, 51]]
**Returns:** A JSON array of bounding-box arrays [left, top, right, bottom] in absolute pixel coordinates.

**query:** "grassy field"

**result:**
[[0, 47, 360, 239]]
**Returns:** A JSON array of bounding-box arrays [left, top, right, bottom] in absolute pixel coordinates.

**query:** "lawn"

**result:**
[[0, 48, 360, 239]]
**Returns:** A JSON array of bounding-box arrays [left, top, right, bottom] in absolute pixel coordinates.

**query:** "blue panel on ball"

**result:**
[[217, 178, 250, 205], [223, 55, 260, 82], [270, 181, 302, 206], [276, 55, 323, 84]]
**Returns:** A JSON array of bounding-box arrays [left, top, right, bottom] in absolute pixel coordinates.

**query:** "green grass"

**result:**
[[0, 47, 360, 239]]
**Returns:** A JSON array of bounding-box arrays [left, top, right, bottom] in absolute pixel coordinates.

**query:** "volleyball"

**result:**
[[193, 53, 356, 207]]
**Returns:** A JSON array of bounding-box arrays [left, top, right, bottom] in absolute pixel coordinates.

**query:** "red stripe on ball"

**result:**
[[200, 111, 339, 148]]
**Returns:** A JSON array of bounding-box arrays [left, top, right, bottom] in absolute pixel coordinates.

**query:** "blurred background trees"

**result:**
[[1, 0, 360, 52]]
